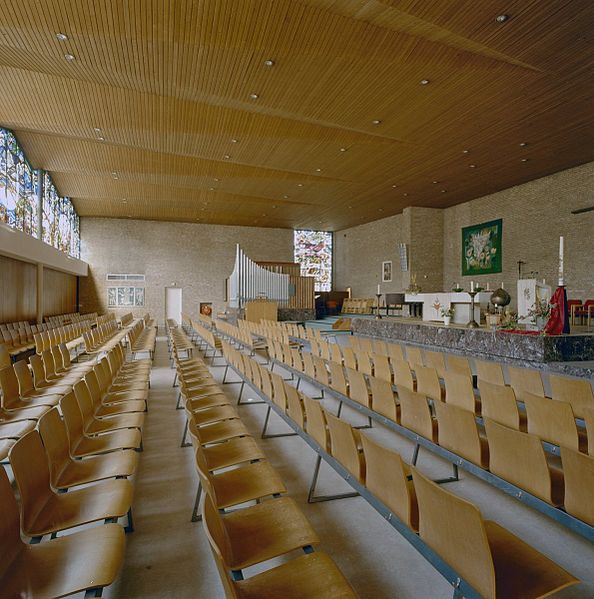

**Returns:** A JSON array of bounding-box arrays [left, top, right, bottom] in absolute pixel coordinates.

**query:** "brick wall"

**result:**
[[79, 218, 294, 324]]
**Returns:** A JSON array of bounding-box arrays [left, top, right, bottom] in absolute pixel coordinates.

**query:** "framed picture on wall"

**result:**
[[382, 261, 393, 282], [200, 302, 213, 317], [462, 218, 503, 276]]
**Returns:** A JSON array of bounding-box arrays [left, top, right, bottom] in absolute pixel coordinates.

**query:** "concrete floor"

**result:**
[[105, 335, 594, 599]]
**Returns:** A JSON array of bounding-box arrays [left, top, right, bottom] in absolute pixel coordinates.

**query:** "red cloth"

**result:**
[[498, 330, 540, 335], [544, 286, 568, 335]]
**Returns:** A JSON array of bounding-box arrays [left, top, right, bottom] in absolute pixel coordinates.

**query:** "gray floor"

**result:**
[[105, 335, 594, 599]]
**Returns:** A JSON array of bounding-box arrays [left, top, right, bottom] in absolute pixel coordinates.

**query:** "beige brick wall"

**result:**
[[335, 162, 594, 308], [79, 218, 294, 324]]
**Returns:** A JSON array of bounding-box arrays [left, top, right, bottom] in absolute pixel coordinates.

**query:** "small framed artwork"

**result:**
[[462, 218, 503, 276], [382, 261, 393, 282], [199, 302, 213, 317]]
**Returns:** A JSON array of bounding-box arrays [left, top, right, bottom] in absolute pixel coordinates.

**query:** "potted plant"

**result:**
[[440, 306, 455, 326], [525, 299, 554, 332]]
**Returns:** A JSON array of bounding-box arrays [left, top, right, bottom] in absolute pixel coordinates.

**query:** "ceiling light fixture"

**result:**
[[214, 178, 220, 182], [98, 136, 105, 141], [315, 168, 322, 172], [371, 119, 381, 125], [297, 183, 303, 187], [250, 93, 259, 99], [264, 59, 274, 67], [209, 187, 214, 191], [340, 147, 347, 152], [93, 127, 101, 133], [56, 33, 68, 41], [521, 158, 529, 162], [403, 193, 408, 197], [496, 14, 509, 23], [432, 181, 438, 184], [469, 164, 476, 168], [231, 138, 238, 143], [283, 195, 289, 199], [519, 142, 528, 147], [111, 171, 118, 179], [392, 184, 397, 188], [441, 189, 447, 193], [419, 79, 430, 85], [121, 198, 127, 203], [224, 154, 230, 159], [463, 149, 469, 154], [64, 54, 75, 61]]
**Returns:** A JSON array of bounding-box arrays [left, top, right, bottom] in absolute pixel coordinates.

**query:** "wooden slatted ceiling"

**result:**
[[0, 0, 592, 230]]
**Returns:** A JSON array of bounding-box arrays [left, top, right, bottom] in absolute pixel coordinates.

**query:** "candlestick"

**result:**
[[470, 281, 474, 292], [377, 284, 381, 295], [486, 282, 490, 291], [558, 235, 564, 286]]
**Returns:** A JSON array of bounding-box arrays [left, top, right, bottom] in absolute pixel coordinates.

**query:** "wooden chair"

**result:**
[[522, 392, 585, 452], [0, 466, 126, 598], [60, 392, 142, 457], [0, 343, 11, 369], [406, 346, 424, 369], [9, 430, 134, 538], [478, 380, 525, 431], [346, 368, 371, 408], [28, 354, 73, 394], [372, 338, 388, 356], [201, 489, 320, 572], [508, 365, 545, 398], [41, 349, 81, 386], [392, 359, 415, 391], [584, 406, 594, 456], [312, 355, 331, 388], [424, 350, 446, 379], [358, 337, 373, 353], [372, 353, 393, 383], [447, 354, 473, 380], [285, 384, 305, 429], [0, 365, 60, 410], [303, 395, 330, 451], [398, 386, 438, 443], [186, 408, 248, 446], [86, 369, 146, 416], [340, 346, 356, 370], [560, 446, 594, 526], [444, 370, 479, 414], [476, 359, 506, 386], [325, 411, 365, 483], [369, 375, 399, 423], [549, 374, 594, 419], [353, 350, 373, 376], [414, 365, 444, 402], [38, 407, 138, 490], [434, 400, 489, 468], [192, 429, 267, 473], [484, 418, 564, 506], [411, 466, 578, 599], [0, 418, 36, 441], [330, 343, 343, 365], [387, 342, 406, 363], [328, 360, 349, 396], [360, 432, 418, 531]]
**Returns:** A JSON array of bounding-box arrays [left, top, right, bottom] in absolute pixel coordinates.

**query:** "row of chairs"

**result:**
[[120, 312, 134, 327], [34, 321, 91, 355], [216, 320, 268, 355], [184, 316, 223, 363], [268, 340, 594, 527], [341, 298, 374, 314], [97, 313, 117, 326], [45, 311, 98, 326], [169, 326, 359, 599], [220, 339, 579, 599], [0, 339, 151, 597], [130, 315, 157, 359]]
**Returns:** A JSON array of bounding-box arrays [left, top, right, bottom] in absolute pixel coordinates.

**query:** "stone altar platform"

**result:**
[[352, 317, 594, 367]]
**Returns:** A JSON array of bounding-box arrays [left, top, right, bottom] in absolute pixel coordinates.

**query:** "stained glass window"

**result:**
[[0, 127, 38, 236], [43, 172, 80, 258], [107, 287, 145, 307], [294, 230, 333, 292]]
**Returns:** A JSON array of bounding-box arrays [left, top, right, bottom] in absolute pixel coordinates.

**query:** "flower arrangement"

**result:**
[[525, 299, 555, 326], [497, 310, 519, 330], [440, 306, 455, 318], [406, 273, 421, 294]]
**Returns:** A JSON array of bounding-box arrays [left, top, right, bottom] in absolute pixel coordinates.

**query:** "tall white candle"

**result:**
[[486, 282, 490, 291], [558, 236, 564, 286], [377, 284, 381, 295], [470, 281, 474, 292]]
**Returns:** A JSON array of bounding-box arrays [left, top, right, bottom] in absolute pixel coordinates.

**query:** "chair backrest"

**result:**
[[60, 391, 85, 445], [312, 355, 330, 387], [398, 386, 436, 442], [302, 351, 317, 380], [523, 392, 579, 451], [0, 466, 23, 581], [259, 366, 273, 400], [330, 343, 343, 365], [303, 395, 329, 451], [37, 407, 71, 486], [353, 350, 373, 376], [411, 467, 496, 599], [387, 343, 405, 363], [13, 360, 36, 395], [444, 370, 476, 413], [372, 353, 392, 384], [0, 344, 10, 370], [342, 346, 358, 371], [73, 380, 95, 428], [372, 339, 388, 356], [369, 375, 398, 422], [285, 384, 305, 428], [424, 351, 446, 378], [484, 418, 562, 506], [434, 400, 488, 468], [475, 359, 505, 386], [360, 432, 418, 531], [346, 368, 370, 408], [508, 366, 544, 398], [9, 430, 53, 536], [560, 446, 594, 526], [358, 337, 373, 353], [415, 365, 442, 402], [325, 411, 365, 483], [0, 366, 20, 407], [392, 359, 414, 391], [584, 407, 594, 456], [270, 372, 288, 410], [328, 361, 348, 396], [478, 380, 521, 430], [447, 355, 473, 379], [406, 346, 424, 369], [29, 354, 49, 388], [41, 349, 59, 380], [549, 374, 594, 420]]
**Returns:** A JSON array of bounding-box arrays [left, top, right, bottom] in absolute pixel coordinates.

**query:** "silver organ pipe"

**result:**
[[228, 244, 290, 308]]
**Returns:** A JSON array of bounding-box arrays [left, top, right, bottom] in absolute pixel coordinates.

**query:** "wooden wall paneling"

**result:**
[[0, 254, 37, 323], [43, 268, 77, 317]]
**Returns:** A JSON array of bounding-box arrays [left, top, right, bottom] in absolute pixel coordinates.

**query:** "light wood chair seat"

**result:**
[[412, 467, 578, 599], [189, 418, 249, 445], [228, 552, 358, 599], [61, 392, 142, 457], [200, 436, 266, 471], [28, 355, 73, 395], [9, 431, 133, 537], [192, 404, 241, 427], [0, 419, 36, 440], [0, 467, 125, 599], [196, 451, 286, 510], [1, 365, 61, 409], [38, 408, 138, 490], [205, 492, 320, 571], [86, 370, 146, 415], [0, 404, 48, 423], [187, 393, 231, 412]]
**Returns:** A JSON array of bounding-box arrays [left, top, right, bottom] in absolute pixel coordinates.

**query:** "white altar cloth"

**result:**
[[405, 292, 492, 323]]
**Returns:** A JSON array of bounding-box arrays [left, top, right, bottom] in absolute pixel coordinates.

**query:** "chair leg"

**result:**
[[434, 463, 460, 485], [181, 419, 191, 447], [176, 392, 183, 409], [125, 508, 135, 533], [412, 443, 421, 465], [336, 401, 343, 418], [307, 454, 359, 503], [261, 405, 298, 439], [191, 481, 203, 522], [84, 588, 104, 598]]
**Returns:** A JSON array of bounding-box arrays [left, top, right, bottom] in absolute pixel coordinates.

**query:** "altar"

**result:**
[[405, 292, 492, 324]]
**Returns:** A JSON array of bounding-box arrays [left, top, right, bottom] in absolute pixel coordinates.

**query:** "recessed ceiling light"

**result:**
[[231, 138, 238, 143], [272, 205, 277, 209], [121, 198, 127, 203], [97, 136, 105, 141], [378, 208, 384, 212], [93, 127, 101, 133], [495, 14, 509, 23], [519, 142, 528, 147], [371, 119, 381, 125], [521, 158, 529, 162], [297, 183, 303, 187], [432, 181, 438, 184], [224, 155, 230, 159], [403, 193, 408, 197], [315, 168, 322, 172], [262, 213, 267, 217], [348, 205, 353, 209], [56, 33, 68, 41], [214, 178, 220, 182], [64, 54, 75, 61], [392, 184, 397, 188], [209, 187, 214, 191], [463, 149, 469, 154], [441, 189, 447, 193], [264, 59, 274, 67], [340, 147, 347, 152], [111, 171, 118, 178], [419, 79, 430, 85], [469, 164, 477, 168], [283, 195, 289, 199], [250, 93, 259, 99]]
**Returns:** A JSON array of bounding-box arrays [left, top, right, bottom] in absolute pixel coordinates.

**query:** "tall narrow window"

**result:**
[[294, 230, 333, 292]]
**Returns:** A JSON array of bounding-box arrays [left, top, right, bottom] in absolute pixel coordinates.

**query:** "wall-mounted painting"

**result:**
[[199, 302, 213, 316], [462, 218, 502, 276], [382, 260, 393, 282]]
